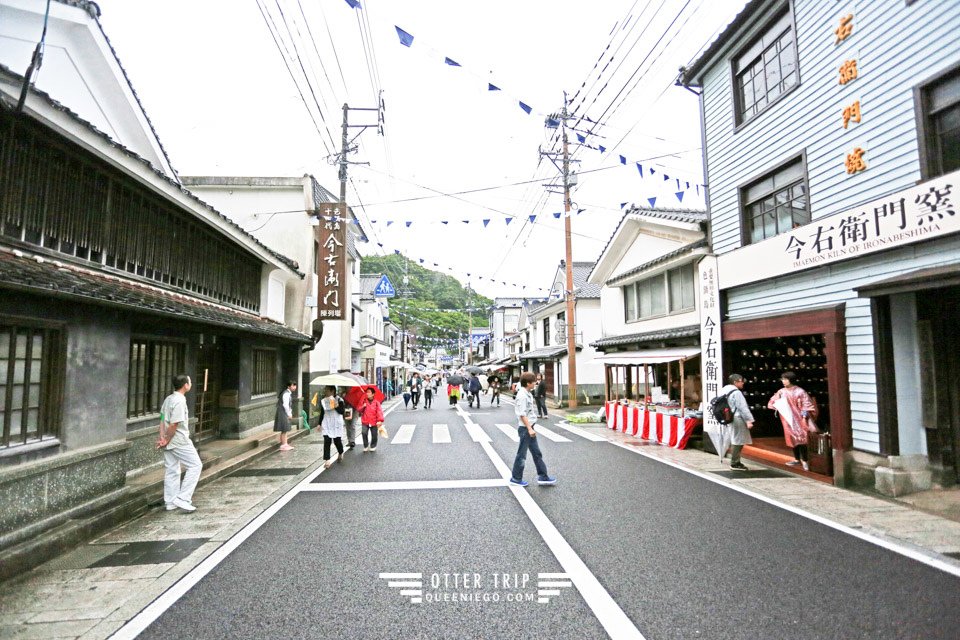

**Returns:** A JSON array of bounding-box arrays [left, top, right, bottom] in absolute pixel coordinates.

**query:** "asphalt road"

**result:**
[[126, 397, 960, 640]]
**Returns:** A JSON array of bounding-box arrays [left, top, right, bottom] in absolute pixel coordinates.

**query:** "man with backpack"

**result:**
[[716, 373, 755, 471]]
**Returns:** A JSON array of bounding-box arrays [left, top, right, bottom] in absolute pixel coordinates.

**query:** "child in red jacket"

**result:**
[[359, 387, 385, 451]]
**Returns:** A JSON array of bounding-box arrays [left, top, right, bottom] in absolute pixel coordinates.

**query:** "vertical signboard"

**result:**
[[317, 204, 347, 321], [698, 255, 724, 435]]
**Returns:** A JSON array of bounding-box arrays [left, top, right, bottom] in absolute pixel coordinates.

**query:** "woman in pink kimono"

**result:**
[[767, 371, 817, 470]]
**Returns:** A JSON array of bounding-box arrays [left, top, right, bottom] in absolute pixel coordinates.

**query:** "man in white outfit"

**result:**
[[158, 374, 202, 512]]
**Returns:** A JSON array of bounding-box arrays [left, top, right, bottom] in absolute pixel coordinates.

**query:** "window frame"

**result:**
[[126, 336, 187, 420], [622, 262, 698, 323], [914, 60, 960, 180], [729, 1, 800, 129], [252, 347, 279, 398], [0, 317, 65, 449], [737, 151, 810, 246], [542, 318, 550, 347]]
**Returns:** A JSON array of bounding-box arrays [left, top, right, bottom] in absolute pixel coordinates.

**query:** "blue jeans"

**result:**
[[511, 426, 549, 482]]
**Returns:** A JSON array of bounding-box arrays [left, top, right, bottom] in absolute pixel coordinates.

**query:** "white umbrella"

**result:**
[[704, 419, 731, 462], [310, 373, 363, 387]]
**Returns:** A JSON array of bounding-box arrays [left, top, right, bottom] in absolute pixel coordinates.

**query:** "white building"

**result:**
[[520, 261, 605, 405], [587, 207, 708, 403], [488, 297, 525, 362]]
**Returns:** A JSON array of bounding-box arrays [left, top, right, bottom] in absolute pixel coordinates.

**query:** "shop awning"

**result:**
[[384, 360, 411, 368], [855, 263, 960, 297], [595, 346, 701, 365]]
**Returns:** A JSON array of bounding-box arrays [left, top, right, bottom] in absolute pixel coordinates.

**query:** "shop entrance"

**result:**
[[195, 339, 222, 441], [918, 286, 960, 484]]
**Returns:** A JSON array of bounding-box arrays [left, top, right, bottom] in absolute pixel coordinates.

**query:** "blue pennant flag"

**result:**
[[519, 102, 532, 114], [664, 174, 670, 181], [553, 212, 562, 218], [529, 215, 536, 223], [505, 217, 514, 225], [441, 221, 448, 224], [344, 0, 361, 8], [377, 242, 383, 248], [696, 185, 700, 194], [462, 220, 470, 224], [686, 182, 690, 189], [676, 191, 685, 203], [394, 249, 401, 255], [647, 197, 657, 208], [577, 134, 586, 143], [577, 209, 585, 215], [650, 167, 655, 175], [488, 83, 501, 91], [370, 220, 377, 223], [386, 221, 394, 227], [545, 118, 560, 128], [444, 57, 461, 67], [620, 155, 627, 165], [483, 219, 490, 227], [433, 263, 438, 267], [395, 26, 414, 47], [620, 202, 627, 209], [405, 221, 412, 227], [636, 163, 643, 177], [599, 145, 606, 153], [419, 259, 424, 263]]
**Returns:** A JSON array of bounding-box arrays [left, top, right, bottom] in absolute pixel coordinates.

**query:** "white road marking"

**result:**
[[299, 479, 508, 491], [556, 420, 608, 442], [534, 425, 571, 442], [495, 423, 520, 442], [538, 589, 561, 596], [607, 439, 960, 579], [378, 573, 422, 579], [433, 424, 451, 443], [391, 424, 416, 444]]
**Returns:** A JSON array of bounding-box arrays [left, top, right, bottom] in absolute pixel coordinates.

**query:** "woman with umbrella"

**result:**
[[320, 386, 346, 468], [446, 373, 464, 408], [355, 386, 385, 452]]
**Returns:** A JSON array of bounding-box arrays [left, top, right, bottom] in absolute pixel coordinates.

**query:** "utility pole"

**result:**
[[467, 282, 473, 365], [400, 257, 409, 362], [322, 100, 382, 372], [542, 94, 579, 408]]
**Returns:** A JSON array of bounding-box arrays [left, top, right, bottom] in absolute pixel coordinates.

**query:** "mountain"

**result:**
[[361, 254, 492, 343]]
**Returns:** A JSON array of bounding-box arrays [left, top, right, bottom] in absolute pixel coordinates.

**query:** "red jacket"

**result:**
[[359, 400, 384, 425]]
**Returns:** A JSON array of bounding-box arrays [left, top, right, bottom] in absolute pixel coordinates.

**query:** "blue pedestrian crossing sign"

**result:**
[[373, 274, 396, 298]]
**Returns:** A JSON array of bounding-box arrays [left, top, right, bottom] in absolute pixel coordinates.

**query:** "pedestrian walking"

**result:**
[[489, 377, 501, 406], [767, 371, 818, 471], [509, 372, 556, 487], [342, 388, 357, 449], [410, 372, 423, 409], [320, 386, 346, 468], [534, 373, 548, 418], [385, 378, 394, 399], [467, 374, 482, 408], [274, 379, 297, 451], [402, 387, 412, 409], [157, 374, 202, 512], [447, 382, 461, 408], [423, 374, 434, 409], [718, 373, 755, 471], [358, 387, 385, 452]]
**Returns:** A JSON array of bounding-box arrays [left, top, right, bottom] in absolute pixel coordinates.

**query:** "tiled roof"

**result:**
[[359, 274, 382, 297], [591, 325, 700, 349], [493, 297, 528, 307], [519, 345, 580, 360], [680, 0, 767, 85], [606, 240, 709, 286], [0, 248, 311, 343], [0, 65, 303, 277], [572, 263, 601, 299]]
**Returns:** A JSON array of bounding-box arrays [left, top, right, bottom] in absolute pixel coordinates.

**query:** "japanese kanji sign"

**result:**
[[698, 255, 724, 434], [317, 204, 347, 320], [718, 169, 960, 289]]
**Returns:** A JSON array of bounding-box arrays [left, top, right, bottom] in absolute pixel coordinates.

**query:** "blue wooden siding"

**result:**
[[702, 0, 960, 254]]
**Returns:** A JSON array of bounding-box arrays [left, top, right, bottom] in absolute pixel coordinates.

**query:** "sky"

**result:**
[[94, 0, 748, 300]]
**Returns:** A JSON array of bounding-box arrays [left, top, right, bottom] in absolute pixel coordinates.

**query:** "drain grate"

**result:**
[[89, 538, 209, 567], [229, 467, 307, 477], [711, 469, 794, 479]]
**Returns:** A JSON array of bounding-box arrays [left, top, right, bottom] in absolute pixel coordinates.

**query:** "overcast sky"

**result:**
[[95, 0, 747, 299]]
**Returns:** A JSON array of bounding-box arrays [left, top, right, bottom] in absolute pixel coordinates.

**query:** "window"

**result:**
[[253, 348, 277, 396], [542, 318, 550, 346], [127, 338, 186, 418], [741, 157, 809, 244], [668, 264, 696, 312], [917, 65, 960, 178], [1, 322, 62, 448], [734, 11, 798, 124], [623, 263, 697, 321]]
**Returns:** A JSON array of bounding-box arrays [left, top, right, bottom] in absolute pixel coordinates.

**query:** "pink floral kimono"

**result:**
[[767, 386, 817, 447]]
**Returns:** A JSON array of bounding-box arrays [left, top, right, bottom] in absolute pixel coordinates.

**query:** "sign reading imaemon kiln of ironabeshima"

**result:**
[[718, 168, 960, 290]]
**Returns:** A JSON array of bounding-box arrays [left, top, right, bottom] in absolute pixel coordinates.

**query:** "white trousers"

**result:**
[[163, 444, 202, 505]]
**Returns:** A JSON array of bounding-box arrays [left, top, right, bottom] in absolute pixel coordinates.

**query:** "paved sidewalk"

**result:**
[[558, 410, 960, 566], [0, 427, 343, 640]]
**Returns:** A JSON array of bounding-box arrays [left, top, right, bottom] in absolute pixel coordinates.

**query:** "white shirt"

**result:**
[[160, 392, 191, 449]]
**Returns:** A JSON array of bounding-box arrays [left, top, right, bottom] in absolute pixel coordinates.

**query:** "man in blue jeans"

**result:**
[[510, 371, 557, 487]]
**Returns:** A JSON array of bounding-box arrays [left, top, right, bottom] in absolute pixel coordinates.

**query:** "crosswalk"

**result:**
[[388, 422, 593, 445]]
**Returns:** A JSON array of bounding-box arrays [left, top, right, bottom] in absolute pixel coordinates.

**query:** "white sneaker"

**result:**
[[370, 447, 377, 452], [363, 447, 370, 452], [173, 498, 196, 512], [801, 461, 810, 471], [165, 503, 177, 511]]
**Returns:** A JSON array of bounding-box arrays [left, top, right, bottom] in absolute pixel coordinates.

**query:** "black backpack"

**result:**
[[709, 390, 736, 425]]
